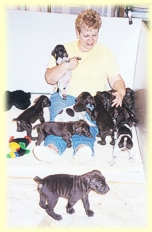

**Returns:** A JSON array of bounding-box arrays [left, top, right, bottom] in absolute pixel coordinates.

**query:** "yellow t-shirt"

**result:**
[[47, 40, 120, 97]]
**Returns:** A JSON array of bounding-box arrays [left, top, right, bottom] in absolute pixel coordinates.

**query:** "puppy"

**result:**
[[13, 95, 51, 140], [108, 105, 139, 128], [97, 88, 135, 111], [87, 94, 115, 145], [34, 170, 110, 221], [54, 91, 95, 127], [51, 44, 81, 99], [33, 119, 92, 146], [109, 123, 134, 166], [122, 87, 135, 110]]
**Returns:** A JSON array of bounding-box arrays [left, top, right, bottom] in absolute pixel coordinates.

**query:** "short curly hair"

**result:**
[[75, 9, 102, 33]]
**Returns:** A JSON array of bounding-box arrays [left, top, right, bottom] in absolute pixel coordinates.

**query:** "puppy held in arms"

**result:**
[[51, 44, 81, 99], [34, 170, 110, 221]]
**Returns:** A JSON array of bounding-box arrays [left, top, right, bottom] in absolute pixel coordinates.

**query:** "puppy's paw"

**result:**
[[31, 136, 38, 141], [39, 202, 47, 209], [97, 140, 106, 145], [110, 140, 115, 146], [46, 207, 62, 221], [108, 156, 117, 166], [86, 209, 94, 217], [67, 144, 72, 148], [129, 157, 135, 163], [67, 208, 75, 214]]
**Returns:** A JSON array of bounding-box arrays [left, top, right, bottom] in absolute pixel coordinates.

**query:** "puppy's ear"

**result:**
[[85, 170, 102, 179], [51, 46, 57, 57], [75, 126, 82, 135], [90, 170, 102, 177], [34, 96, 40, 103], [75, 93, 82, 102], [83, 170, 103, 184], [73, 103, 85, 112]]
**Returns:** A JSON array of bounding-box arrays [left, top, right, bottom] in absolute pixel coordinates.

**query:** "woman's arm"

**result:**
[[44, 58, 78, 85], [108, 74, 126, 107]]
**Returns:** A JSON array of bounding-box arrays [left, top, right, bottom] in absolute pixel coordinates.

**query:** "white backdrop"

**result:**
[[6, 10, 142, 93]]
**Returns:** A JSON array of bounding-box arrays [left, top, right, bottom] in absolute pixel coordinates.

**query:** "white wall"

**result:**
[[133, 23, 149, 90], [6, 10, 142, 93]]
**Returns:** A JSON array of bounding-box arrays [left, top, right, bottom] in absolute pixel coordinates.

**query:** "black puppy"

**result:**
[[109, 123, 134, 166], [122, 87, 135, 110], [13, 95, 51, 140], [51, 45, 81, 99], [97, 88, 135, 111], [54, 91, 95, 127], [34, 170, 110, 221], [33, 119, 92, 146], [87, 94, 115, 145]]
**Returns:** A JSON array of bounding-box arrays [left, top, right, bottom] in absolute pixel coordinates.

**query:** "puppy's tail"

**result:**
[[12, 118, 18, 121], [34, 176, 45, 185]]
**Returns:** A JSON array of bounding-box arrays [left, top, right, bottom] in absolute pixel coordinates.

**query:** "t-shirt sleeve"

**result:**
[[107, 50, 120, 77]]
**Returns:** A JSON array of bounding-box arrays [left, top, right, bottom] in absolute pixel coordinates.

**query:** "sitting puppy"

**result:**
[[87, 94, 115, 145], [33, 119, 92, 146], [13, 95, 51, 140], [109, 123, 134, 166], [51, 44, 81, 99], [34, 170, 110, 221], [54, 91, 95, 127]]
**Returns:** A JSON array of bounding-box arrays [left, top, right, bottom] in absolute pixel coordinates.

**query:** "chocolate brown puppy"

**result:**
[[13, 95, 51, 140], [34, 170, 110, 221], [33, 119, 92, 146]]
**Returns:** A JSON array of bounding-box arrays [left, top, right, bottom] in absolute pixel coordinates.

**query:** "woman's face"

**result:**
[[77, 26, 99, 52]]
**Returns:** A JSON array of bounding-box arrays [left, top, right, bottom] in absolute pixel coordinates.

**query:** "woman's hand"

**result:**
[[111, 91, 124, 107], [67, 57, 79, 70]]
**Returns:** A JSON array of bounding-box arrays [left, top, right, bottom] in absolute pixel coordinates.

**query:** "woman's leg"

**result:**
[[72, 113, 98, 164], [33, 92, 76, 162]]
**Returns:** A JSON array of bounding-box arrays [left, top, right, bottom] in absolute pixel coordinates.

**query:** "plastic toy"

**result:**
[[6, 136, 31, 158], [4, 90, 31, 111]]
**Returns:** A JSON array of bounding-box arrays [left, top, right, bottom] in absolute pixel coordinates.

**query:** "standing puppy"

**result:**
[[34, 170, 110, 221], [13, 95, 51, 140], [109, 123, 134, 166], [51, 44, 81, 99]]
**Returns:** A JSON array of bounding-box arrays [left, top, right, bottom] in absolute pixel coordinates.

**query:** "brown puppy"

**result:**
[[13, 95, 51, 140], [33, 119, 92, 146], [34, 170, 110, 221]]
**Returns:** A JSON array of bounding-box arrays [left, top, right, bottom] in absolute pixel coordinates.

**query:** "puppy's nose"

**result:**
[[104, 185, 110, 193]]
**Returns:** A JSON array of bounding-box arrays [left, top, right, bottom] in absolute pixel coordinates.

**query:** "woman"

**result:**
[[33, 9, 126, 164]]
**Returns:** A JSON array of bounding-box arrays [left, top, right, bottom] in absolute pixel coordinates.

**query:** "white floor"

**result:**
[[4, 94, 148, 229], [6, 177, 147, 228]]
